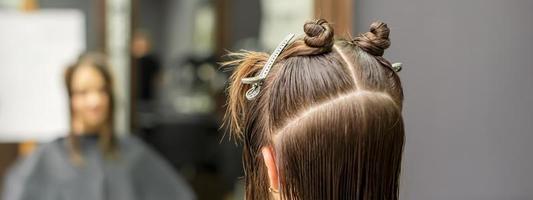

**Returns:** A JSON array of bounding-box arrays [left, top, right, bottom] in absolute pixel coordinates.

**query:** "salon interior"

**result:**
[[1, 0, 532, 199]]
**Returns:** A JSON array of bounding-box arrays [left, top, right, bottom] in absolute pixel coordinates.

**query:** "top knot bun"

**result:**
[[353, 21, 390, 56], [304, 19, 334, 50]]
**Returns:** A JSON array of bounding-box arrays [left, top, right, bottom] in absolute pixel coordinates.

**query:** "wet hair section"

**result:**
[[223, 19, 404, 199]]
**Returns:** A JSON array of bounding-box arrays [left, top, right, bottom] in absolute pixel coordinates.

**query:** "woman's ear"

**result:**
[[262, 146, 279, 191]]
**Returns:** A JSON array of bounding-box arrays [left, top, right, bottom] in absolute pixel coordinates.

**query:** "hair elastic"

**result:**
[[241, 33, 296, 100]]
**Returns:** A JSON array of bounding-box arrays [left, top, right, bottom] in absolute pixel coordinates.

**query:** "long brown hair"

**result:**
[[224, 19, 404, 199], [64, 52, 117, 164]]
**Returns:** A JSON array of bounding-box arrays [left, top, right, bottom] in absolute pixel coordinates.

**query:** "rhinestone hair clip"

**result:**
[[241, 33, 296, 100]]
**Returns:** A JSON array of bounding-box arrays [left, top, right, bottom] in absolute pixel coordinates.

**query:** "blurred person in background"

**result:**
[[223, 19, 404, 200], [131, 30, 162, 136], [132, 30, 161, 106], [2, 52, 195, 200]]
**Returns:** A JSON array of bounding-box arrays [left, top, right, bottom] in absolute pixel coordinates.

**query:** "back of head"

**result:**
[[224, 19, 404, 200]]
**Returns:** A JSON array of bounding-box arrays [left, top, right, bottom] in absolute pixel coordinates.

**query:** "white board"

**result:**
[[0, 9, 85, 142]]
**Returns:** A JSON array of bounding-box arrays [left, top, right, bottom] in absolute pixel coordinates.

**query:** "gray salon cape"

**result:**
[[2, 135, 195, 200]]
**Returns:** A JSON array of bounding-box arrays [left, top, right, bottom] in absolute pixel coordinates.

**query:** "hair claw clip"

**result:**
[[241, 33, 295, 100]]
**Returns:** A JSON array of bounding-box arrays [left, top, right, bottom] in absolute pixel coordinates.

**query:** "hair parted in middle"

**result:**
[[64, 52, 118, 165], [223, 19, 405, 200]]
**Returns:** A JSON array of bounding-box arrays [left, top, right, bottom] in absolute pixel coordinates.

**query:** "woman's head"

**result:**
[[64, 52, 116, 163], [224, 19, 404, 199], [65, 53, 114, 134]]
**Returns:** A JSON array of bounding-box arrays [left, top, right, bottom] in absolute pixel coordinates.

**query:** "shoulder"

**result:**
[[13, 138, 68, 170], [116, 134, 150, 153], [3, 138, 69, 184], [115, 134, 160, 162], [117, 134, 144, 145]]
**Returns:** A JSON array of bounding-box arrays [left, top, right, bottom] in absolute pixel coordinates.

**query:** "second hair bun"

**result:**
[[353, 21, 391, 57]]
